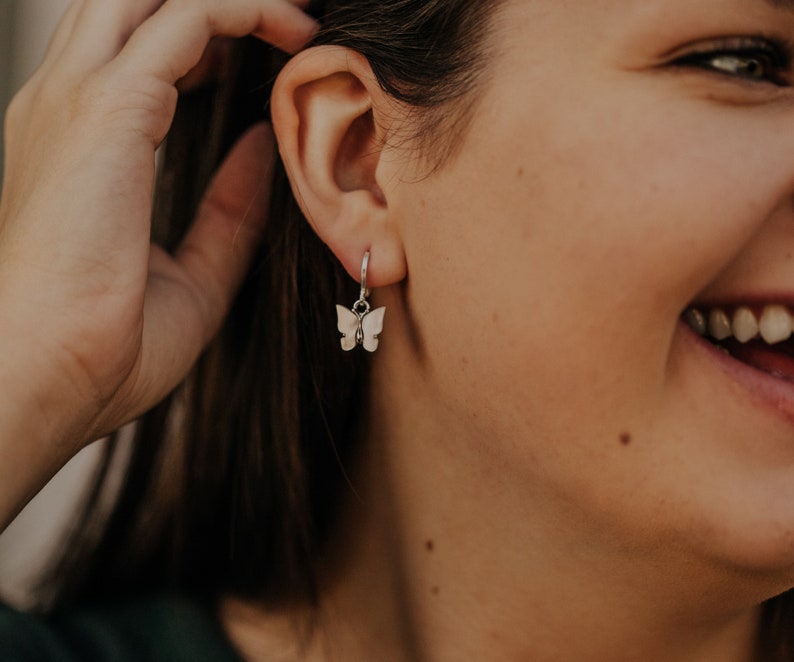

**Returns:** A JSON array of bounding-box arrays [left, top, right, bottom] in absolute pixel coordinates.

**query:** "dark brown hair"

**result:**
[[39, 1, 794, 658], [42, 0, 501, 610]]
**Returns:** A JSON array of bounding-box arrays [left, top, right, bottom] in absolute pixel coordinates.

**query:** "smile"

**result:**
[[683, 304, 794, 382], [684, 305, 793, 344]]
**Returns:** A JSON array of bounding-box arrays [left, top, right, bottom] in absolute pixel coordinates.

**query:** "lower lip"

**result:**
[[680, 319, 794, 428]]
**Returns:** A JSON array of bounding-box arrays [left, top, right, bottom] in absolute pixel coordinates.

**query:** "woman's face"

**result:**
[[381, 0, 794, 578]]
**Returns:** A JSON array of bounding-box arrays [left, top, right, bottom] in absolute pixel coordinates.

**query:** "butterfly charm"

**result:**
[[336, 303, 386, 353]]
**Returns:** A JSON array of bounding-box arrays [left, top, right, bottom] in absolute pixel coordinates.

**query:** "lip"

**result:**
[[694, 291, 794, 308], [679, 318, 794, 429]]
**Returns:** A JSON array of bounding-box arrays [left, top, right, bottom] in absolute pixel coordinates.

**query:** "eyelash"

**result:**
[[674, 37, 792, 87]]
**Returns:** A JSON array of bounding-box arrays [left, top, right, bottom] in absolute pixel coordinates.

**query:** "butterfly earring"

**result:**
[[336, 251, 386, 353]]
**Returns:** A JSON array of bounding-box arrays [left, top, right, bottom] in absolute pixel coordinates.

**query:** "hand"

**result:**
[[0, 1, 316, 469]]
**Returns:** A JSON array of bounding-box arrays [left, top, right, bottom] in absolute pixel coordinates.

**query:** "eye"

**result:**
[[674, 37, 791, 87]]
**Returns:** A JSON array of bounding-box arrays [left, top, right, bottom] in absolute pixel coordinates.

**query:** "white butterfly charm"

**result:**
[[336, 303, 386, 353]]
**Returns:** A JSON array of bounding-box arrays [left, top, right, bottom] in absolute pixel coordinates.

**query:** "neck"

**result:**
[[299, 337, 773, 662], [224, 333, 772, 662]]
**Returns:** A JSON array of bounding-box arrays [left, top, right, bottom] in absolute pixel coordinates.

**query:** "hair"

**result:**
[[41, 0, 502, 611], [36, 1, 794, 658]]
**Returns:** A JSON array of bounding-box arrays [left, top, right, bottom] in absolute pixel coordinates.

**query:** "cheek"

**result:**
[[397, 82, 790, 519]]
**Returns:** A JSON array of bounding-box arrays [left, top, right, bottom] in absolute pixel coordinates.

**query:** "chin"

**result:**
[[689, 495, 794, 592]]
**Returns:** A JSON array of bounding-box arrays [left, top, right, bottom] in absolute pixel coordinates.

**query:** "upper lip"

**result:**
[[687, 295, 794, 311]]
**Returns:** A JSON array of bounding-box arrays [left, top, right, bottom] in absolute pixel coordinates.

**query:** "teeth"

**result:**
[[683, 309, 707, 336], [686, 304, 794, 346], [759, 305, 793, 344], [708, 309, 732, 341], [732, 307, 758, 343]]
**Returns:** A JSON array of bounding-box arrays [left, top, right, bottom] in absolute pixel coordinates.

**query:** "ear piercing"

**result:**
[[335, 251, 386, 352]]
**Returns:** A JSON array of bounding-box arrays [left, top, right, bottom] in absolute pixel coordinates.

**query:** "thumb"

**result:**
[[127, 123, 278, 420]]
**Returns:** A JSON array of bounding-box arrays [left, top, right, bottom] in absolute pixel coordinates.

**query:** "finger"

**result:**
[[175, 122, 277, 341], [56, 0, 166, 74], [175, 38, 233, 93], [115, 0, 318, 86], [137, 123, 277, 406], [21, 0, 85, 90], [41, 1, 85, 63]]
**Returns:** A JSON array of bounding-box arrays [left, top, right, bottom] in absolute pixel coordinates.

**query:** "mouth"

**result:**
[[683, 303, 794, 383]]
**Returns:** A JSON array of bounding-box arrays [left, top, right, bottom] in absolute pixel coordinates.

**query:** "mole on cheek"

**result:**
[[425, 539, 435, 552], [619, 432, 632, 446]]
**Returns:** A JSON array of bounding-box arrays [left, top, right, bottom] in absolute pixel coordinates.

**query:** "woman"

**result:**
[[2, 0, 794, 659]]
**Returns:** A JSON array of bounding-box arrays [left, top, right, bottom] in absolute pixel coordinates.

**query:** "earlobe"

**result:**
[[271, 46, 406, 287]]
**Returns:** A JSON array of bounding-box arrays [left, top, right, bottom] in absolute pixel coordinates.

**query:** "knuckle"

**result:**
[[18, 70, 92, 123], [67, 69, 178, 143]]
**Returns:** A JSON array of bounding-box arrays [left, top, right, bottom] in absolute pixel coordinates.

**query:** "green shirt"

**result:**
[[0, 595, 242, 661]]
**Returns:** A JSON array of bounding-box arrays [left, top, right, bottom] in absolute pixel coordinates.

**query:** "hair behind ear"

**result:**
[[39, 36, 369, 610]]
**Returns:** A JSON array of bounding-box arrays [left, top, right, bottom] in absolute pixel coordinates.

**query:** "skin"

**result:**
[[0, 0, 317, 526], [249, 0, 794, 659], [5, 0, 794, 661]]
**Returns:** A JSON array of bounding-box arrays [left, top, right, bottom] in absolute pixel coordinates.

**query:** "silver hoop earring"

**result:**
[[336, 251, 386, 353]]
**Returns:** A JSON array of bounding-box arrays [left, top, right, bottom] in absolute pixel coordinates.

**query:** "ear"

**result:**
[[271, 45, 406, 287]]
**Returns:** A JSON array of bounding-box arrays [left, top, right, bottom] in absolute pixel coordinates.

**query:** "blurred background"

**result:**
[[0, 0, 101, 608]]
